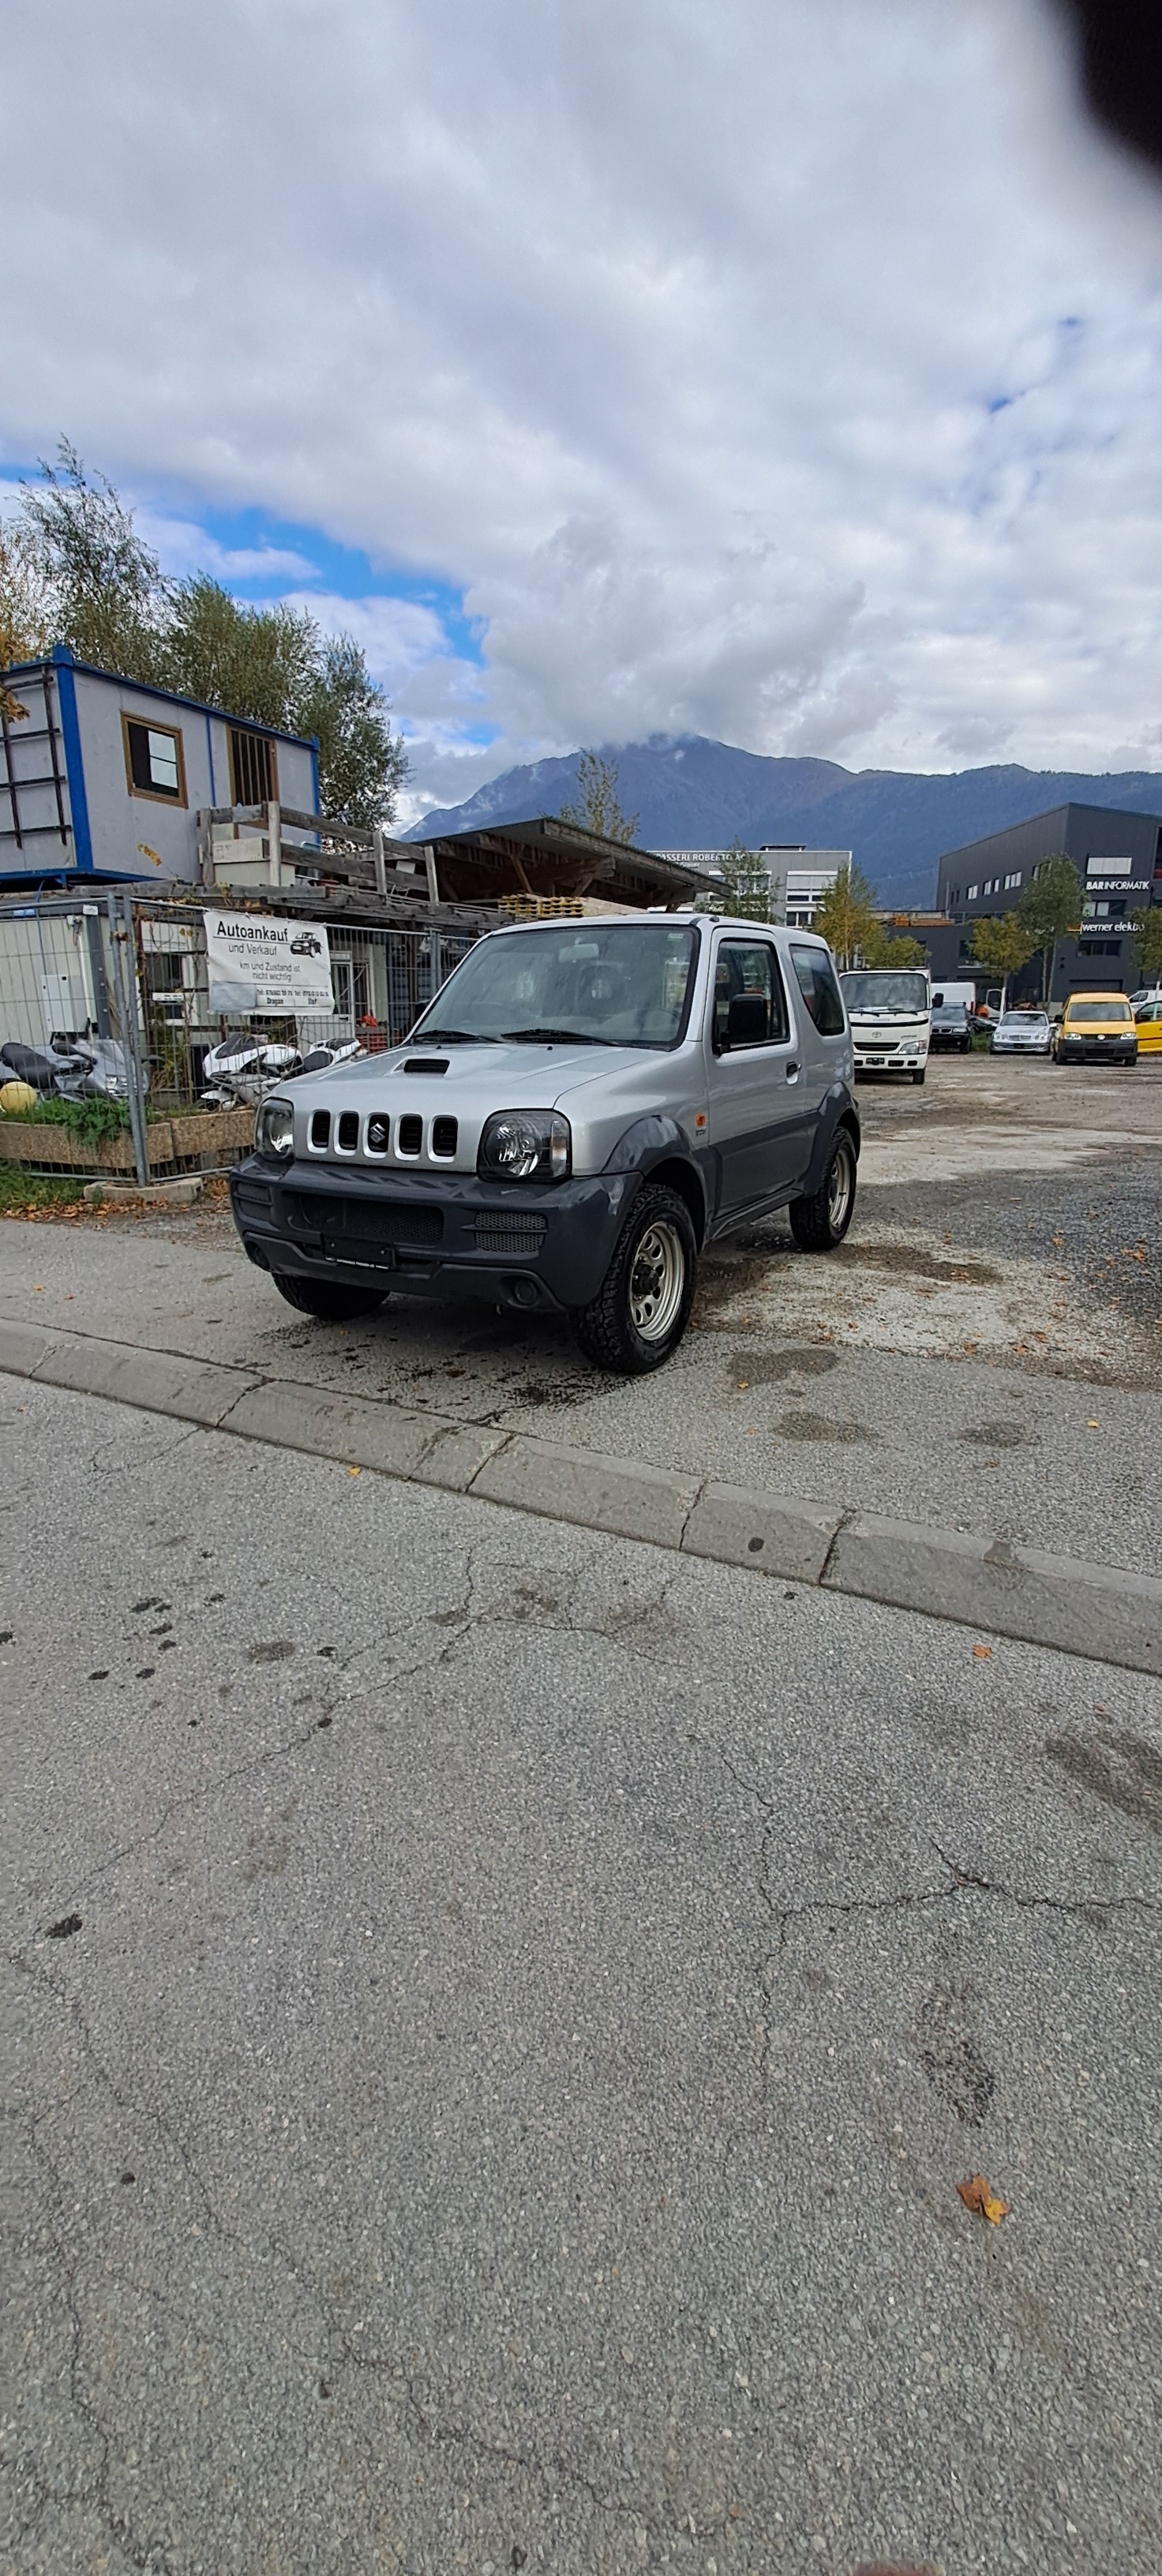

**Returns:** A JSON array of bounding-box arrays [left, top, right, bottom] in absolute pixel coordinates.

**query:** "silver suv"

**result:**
[[231, 915, 860, 1374]]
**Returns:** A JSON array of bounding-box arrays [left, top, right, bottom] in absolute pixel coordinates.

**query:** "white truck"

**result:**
[[839, 967, 931, 1083]]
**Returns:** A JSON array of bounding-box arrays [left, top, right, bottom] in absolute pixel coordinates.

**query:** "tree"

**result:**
[[718, 837, 773, 922], [5, 444, 409, 826], [1129, 904, 1162, 987], [969, 912, 1037, 1010], [860, 920, 926, 969], [296, 633, 409, 828], [812, 861, 880, 968], [0, 521, 53, 715], [17, 440, 170, 683], [559, 751, 638, 844], [1017, 852, 1083, 1003]]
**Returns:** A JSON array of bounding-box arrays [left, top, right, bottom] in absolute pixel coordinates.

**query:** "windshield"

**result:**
[[841, 972, 929, 1013], [1067, 998, 1131, 1024], [999, 1012, 1048, 1029], [413, 922, 701, 1050]]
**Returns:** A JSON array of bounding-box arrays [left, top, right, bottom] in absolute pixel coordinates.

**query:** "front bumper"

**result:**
[[853, 1049, 928, 1072], [1055, 1040, 1137, 1061], [230, 1156, 637, 1314]]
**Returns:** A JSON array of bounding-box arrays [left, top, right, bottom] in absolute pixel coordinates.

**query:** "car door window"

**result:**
[[712, 942, 789, 1050], [789, 945, 846, 1035]]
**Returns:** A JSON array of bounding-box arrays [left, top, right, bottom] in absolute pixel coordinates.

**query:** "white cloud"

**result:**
[[2, 0, 1161, 809], [137, 512, 319, 586]]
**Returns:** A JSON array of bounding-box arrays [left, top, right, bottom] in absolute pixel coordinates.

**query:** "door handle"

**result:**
[[786, 1061, 800, 1081]]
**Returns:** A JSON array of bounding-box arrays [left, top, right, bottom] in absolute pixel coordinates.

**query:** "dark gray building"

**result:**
[[935, 803, 1162, 1000]]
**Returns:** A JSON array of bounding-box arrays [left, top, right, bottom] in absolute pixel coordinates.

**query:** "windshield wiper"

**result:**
[[410, 1028, 499, 1044], [500, 1026, 611, 1046]]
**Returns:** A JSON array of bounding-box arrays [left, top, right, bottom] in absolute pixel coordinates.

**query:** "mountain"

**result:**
[[404, 736, 1162, 907]]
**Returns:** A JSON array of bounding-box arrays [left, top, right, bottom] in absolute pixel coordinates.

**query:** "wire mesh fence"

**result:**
[[0, 889, 478, 1185]]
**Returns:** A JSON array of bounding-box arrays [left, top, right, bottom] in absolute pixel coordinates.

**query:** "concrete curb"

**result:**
[[4, 1315, 1160, 1674]]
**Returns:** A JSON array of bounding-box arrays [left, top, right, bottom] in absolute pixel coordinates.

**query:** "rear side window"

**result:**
[[790, 945, 846, 1035]]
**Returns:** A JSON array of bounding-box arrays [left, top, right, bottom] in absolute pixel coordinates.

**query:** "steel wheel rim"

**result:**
[[629, 1219, 685, 1342], [828, 1143, 853, 1231]]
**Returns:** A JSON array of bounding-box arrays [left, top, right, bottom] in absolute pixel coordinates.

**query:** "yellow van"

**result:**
[[1134, 998, 1162, 1056], [1052, 992, 1138, 1066]]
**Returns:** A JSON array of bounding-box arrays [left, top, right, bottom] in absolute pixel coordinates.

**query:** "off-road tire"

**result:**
[[571, 1181, 697, 1376], [272, 1274, 387, 1323], [789, 1130, 857, 1253]]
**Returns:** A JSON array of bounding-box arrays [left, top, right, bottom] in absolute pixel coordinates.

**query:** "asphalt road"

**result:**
[[4, 1376, 1161, 2576]]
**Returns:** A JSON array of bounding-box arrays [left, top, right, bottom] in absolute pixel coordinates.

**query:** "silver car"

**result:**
[[231, 915, 860, 1373], [990, 1009, 1053, 1055]]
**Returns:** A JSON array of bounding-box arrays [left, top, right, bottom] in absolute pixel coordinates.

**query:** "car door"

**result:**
[[788, 939, 852, 1110], [704, 934, 813, 1219]]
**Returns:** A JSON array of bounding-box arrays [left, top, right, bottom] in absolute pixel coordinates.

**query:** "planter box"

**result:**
[[1, 1103, 254, 1175]]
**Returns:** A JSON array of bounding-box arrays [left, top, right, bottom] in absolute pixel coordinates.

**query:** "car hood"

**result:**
[[288, 1036, 665, 1106]]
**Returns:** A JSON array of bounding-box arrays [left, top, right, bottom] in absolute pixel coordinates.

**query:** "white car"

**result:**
[[990, 1009, 1053, 1055]]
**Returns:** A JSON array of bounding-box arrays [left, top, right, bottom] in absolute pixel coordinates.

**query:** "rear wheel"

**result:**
[[571, 1181, 696, 1374], [789, 1130, 857, 1253], [272, 1274, 387, 1322]]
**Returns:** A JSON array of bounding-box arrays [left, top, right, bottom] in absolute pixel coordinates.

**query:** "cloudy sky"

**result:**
[[2, 0, 1160, 821]]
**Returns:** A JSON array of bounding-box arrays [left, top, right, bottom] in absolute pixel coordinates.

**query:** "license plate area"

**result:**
[[321, 1237, 396, 1270]]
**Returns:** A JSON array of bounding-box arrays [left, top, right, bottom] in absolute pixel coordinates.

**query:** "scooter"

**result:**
[[0, 1032, 142, 1101], [199, 1034, 363, 1109]]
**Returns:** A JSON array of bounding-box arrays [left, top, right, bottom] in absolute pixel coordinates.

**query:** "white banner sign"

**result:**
[[203, 911, 333, 1016]]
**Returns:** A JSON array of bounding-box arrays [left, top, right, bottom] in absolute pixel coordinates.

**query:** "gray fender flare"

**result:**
[[602, 1114, 709, 1241], [802, 1086, 861, 1196]]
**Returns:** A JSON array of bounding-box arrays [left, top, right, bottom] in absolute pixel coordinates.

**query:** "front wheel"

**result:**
[[912, 1067, 926, 1084], [789, 1130, 857, 1253], [571, 1182, 696, 1375], [272, 1274, 387, 1322]]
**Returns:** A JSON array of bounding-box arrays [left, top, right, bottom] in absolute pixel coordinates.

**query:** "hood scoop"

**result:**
[[403, 1057, 448, 1074]]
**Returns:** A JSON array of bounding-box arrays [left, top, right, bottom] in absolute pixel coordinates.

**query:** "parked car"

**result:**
[[1051, 993, 1138, 1065], [1133, 998, 1162, 1055], [929, 983, 976, 1053], [231, 915, 860, 1373], [990, 1008, 1053, 1056]]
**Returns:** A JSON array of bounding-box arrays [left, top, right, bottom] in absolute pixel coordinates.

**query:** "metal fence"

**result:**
[[0, 889, 476, 1186]]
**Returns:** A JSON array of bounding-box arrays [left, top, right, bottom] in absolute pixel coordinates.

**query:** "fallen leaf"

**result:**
[[973, 1643, 992, 1660], [1086, 1418, 1099, 1429], [347, 1466, 362, 1477], [957, 2173, 1010, 2225], [737, 1380, 749, 1391], [852, 2563, 940, 2576]]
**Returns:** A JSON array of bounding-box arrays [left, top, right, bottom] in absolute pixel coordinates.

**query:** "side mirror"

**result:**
[[725, 993, 768, 1049]]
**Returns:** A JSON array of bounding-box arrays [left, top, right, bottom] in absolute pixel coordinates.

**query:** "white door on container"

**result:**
[[40, 973, 77, 1038]]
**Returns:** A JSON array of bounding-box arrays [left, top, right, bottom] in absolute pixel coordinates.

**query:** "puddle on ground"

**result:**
[[729, 1346, 840, 1383], [960, 1421, 1034, 1448]]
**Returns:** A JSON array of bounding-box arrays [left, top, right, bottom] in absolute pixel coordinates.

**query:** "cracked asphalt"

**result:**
[[3, 1377, 1160, 2575]]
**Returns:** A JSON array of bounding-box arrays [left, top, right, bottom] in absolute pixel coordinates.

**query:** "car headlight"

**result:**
[[477, 1110, 571, 1183], [257, 1097, 295, 1158]]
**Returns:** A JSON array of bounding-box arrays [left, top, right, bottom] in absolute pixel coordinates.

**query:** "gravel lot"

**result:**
[[4, 1053, 1160, 1571]]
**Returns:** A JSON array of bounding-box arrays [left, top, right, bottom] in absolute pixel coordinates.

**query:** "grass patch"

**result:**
[[0, 1165, 85, 1214]]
